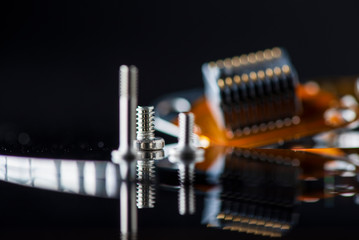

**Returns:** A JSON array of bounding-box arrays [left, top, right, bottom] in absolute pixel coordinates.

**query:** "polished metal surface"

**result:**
[[0, 145, 359, 239]]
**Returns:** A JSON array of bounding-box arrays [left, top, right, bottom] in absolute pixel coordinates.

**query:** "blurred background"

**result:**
[[0, 0, 358, 149]]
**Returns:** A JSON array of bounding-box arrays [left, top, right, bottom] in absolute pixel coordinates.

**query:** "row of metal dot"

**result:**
[[209, 47, 283, 69]]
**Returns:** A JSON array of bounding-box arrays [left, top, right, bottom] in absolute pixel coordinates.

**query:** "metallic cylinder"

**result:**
[[178, 112, 194, 148], [119, 65, 138, 159]]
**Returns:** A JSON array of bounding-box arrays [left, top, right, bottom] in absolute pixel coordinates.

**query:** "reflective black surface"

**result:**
[[0, 142, 359, 239]]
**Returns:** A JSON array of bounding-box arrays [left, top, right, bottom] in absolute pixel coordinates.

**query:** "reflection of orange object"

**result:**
[[195, 147, 359, 202], [195, 146, 356, 180], [189, 85, 358, 148], [295, 148, 346, 159], [195, 145, 226, 171]]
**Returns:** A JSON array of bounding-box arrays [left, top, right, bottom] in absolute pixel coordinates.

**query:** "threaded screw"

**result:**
[[136, 106, 155, 140], [134, 106, 164, 209], [135, 106, 165, 151]]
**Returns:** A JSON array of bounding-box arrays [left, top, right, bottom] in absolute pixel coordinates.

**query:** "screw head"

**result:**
[[134, 137, 165, 151], [137, 149, 164, 160]]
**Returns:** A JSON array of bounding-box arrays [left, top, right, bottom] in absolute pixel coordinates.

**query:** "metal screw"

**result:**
[[135, 106, 165, 151], [112, 65, 138, 180], [111, 65, 138, 239], [134, 106, 164, 209], [169, 112, 204, 215]]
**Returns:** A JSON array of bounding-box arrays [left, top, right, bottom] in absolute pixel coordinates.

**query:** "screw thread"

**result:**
[[136, 106, 155, 140], [118, 65, 137, 156], [178, 163, 195, 215], [178, 112, 194, 147], [137, 159, 155, 181], [119, 65, 138, 98], [136, 160, 156, 208], [178, 163, 195, 184]]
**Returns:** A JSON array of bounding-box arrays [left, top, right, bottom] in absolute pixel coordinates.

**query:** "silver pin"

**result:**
[[111, 65, 138, 239], [112, 65, 138, 180]]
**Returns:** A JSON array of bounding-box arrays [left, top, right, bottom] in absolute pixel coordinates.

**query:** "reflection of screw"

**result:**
[[136, 150, 164, 208], [169, 112, 204, 215], [136, 159, 156, 209], [135, 106, 165, 151], [178, 163, 195, 215]]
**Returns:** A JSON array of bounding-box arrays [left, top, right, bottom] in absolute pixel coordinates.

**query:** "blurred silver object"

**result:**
[[169, 112, 204, 215], [111, 65, 139, 239], [169, 113, 204, 162]]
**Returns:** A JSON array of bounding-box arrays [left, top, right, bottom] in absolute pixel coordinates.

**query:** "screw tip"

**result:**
[[120, 65, 129, 71]]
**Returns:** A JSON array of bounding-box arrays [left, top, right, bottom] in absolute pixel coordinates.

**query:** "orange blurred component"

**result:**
[[190, 85, 358, 148]]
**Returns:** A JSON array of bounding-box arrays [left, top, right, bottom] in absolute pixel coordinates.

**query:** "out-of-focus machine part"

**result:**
[[155, 47, 359, 149], [202, 47, 301, 136], [111, 65, 139, 240], [196, 47, 359, 147], [202, 148, 300, 238], [198, 147, 359, 237]]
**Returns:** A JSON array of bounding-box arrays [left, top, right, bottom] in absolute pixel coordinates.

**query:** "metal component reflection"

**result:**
[[169, 112, 204, 215], [136, 158, 156, 209], [201, 148, 301, 237], [178, 163, 195, 215], [119, 180, 137, 240], [0, 155, 111, 197], [135, 149, 164, 209]]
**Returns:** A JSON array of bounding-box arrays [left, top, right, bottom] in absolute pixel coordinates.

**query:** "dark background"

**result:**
[[0, 0, 358, 149]]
